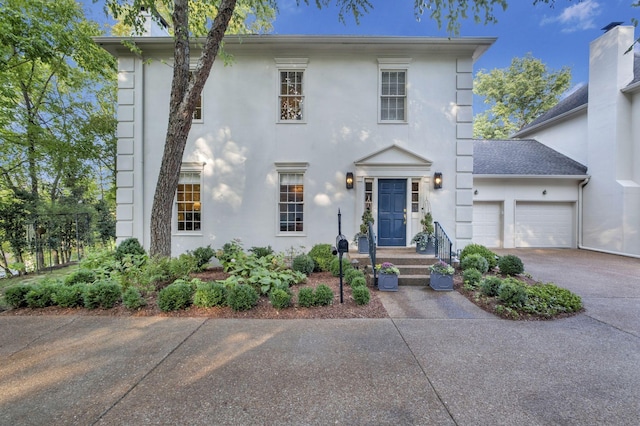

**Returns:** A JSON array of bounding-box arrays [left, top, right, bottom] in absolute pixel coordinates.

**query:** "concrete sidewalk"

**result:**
[[1, 249, 639, 425]]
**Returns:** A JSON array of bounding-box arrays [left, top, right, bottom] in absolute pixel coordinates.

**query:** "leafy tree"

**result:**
[[473, 54, 571, 139]]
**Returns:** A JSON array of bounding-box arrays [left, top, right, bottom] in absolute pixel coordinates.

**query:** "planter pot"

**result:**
[[416, 239, 436, 255], [357, 236, 369, 254], [430, 272, 453, 291], [378, 273, 398, 292]]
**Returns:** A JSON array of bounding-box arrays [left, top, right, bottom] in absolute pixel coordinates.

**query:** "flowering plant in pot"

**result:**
[[429, 260, 454, 291], [411, 211, 435, 254], [376, 262, 400, 275], [376, 262, 399, 291], [429, 260, 455, 276]]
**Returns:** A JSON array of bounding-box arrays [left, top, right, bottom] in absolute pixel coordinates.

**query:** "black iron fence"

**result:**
[[434, 221, 453, 265]]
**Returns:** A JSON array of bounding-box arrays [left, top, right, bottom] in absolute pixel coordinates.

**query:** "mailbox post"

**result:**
[[336, 209, 349, 303]]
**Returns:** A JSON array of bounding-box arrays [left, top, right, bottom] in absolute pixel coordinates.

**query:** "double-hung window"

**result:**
[[189, 71, 203, 121], [378, 58, 411, 123], [275, 162, 308, 234], [275, 58, 308, 122], [176, 167, 202, 232]]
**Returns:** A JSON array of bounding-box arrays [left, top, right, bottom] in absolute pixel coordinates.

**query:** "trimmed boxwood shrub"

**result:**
[[188, 245, 215, 271], [157, 281, 194, 312], [352, 286, 370, 305], [297, 287, 315, 307], [193, 281, 227, 308], [4, 284, 32, 308], [115, 237, 146, 262], [84, 279, 122, 309], [462, 268, 483, 288], [460, 253, 489, 273], [226, 283, 259, 311], [122, 287, 147, 310], [480, 276, 503, 297], [498, 255, 524, 276], [350, 276, 367, 288], [64, 269, 96, 286], [329, 257, 352, 277], [497, 278, 528, 307], [460, 244, 498, 270], [53, 284, 86, 308], [292, 254, 315, 275], [269, 288, 292, 309], [314, 284, 334, 306], [25, 281, 61, 308], [308, 244, 334, 272], [344, 268, 363, 285]]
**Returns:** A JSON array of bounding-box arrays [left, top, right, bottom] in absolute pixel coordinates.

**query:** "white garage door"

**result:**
[[473, 202, 502, 248], [515, 202, 575, 248]]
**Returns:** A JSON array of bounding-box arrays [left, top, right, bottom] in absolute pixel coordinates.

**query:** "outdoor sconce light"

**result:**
[[346, 172, 354, 189], [434, 172, 443, 189], [474, 189, 478, 195], [543, 189, 547, 195]]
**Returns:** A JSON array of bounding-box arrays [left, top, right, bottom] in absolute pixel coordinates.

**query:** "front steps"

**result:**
[[347, 247, 439, 286]]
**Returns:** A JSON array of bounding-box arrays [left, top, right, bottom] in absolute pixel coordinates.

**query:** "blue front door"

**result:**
[[378, 179, 407, 246]]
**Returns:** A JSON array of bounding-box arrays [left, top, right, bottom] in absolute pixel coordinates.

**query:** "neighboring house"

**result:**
[[96, 35, 495, 255], [509, 24, 640, 257]]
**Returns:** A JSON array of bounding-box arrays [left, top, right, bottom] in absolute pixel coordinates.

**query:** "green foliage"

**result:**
[[350, 276, 367, 289], [226, 284, 259, 311], [188, 246, 215, 270], [169, 254, 199, 280], [79, 248, 117, 272], [122, 287, 147, 310], [524, 283, 583, 317], [4, 284, 32, 308], [329, 257, 352, 277], [480, 276, 503, 297], [314, 284, 334, 306], [498, 255, 524, 276], [460, 253, 489, 273], [460, 244, 497, 269], [358, 209, 375, 235], [352, 285, 370, 305], [308, 244, 334, 272], [53, 284, 85, 308], [223, 251, 306, 295], [297, 287, 315, 308], [115, 238, 146, 262], [25, 280, 61, 308], [462, 268, 483, 288], [248, 246, 274, 258], [193, 281, 227, 308], [64, 269, 96, 286], [157, 281, 194, 312], [269, 288, 292, 309], [292, 254, 315, 275], [215, 239, 246, 272], [497, 278, 528, 308], [344, 268, 363, 285], [83, 279, 122, 309]]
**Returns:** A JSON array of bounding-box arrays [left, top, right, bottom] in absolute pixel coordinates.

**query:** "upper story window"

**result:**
[[189, 71, 203, 122], [378, 58, 411, 123], [275, 58, 308, 123]]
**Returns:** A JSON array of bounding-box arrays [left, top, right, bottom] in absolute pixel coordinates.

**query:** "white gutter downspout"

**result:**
[[577, 175, 640, 259]]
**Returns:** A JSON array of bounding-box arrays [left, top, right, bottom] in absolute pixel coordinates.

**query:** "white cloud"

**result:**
[[541, 0, 602, 33]]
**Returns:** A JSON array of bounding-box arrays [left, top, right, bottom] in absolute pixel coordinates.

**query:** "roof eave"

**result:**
[[473, 174, 588, 179], [621, 80, 640, 94], [512, 104, 587, 138]]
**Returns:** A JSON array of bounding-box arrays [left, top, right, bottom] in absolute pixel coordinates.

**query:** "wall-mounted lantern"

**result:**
[[346, 172, 354, 189], [434, 172, 443, 190]]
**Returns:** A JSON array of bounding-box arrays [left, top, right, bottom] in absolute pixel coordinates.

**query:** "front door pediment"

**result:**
[[354, 144, 432, 169]]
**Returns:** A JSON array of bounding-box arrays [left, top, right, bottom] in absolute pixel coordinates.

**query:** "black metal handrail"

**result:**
[[434, 221, 453, 265], [367, 221, 376, 284]]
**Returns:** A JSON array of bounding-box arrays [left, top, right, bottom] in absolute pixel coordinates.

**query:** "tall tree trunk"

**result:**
[[149, 0, 238, 257]]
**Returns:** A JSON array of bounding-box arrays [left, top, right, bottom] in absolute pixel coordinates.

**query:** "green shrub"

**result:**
[[352, 286, 370, 305], [193, 281, 227, 308], [460, 253, 489, 273], [314, 284, 334, 306], [215, 239, 246, 271], [53, 284, 86, 308], [497, 278, 528, 307], [460, 244, 497, 269], [329, 257, 352, 277], [115, 237, 146, 262], [122, 287, 147, 310], [308, 244, 334, 272], [226, 284, 259, 311], [157, 281, 194, 312], [249, 246, 274, 258], [297, 287, 315, 307], [188, 245, 215, 270], [64, 269, 96, 286], [480, 276, 503, 297], [498, 255, 524, 276], [83, 279, 122, 309], [350, 276, 367, 288], [292, 254, 315, 275], [169, 254, 199, 280], [462, 268, 483, 288], [524, 283, 583, 316], [4, 284, 32, 308], [344, 268, 363, 285], [25, 281, 61, 308], [269, 288, 292, 309]]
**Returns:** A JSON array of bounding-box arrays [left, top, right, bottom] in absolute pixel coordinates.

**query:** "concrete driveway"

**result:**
[[1, 249, 639, 425]]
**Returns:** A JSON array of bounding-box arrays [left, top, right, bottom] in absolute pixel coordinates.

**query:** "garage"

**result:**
[[472, 202, 502, 248], [515, 202, 575, 248]]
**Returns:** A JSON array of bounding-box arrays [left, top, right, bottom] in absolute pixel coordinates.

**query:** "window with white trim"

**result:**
[[378, 58, 411, 123], [275, 58, 308, 123], [176, 170, 201, 231], [189, 71, 203, 121], [279, 173, 304, 232]]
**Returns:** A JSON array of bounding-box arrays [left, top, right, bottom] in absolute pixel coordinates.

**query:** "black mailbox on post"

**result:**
[[336, 234, 349, 254]]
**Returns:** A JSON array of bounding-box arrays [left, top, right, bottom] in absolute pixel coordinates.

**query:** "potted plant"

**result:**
[[353, 209, 374, 254], [376, 262, 400, 291], [411, 211, 435, 255], [429, 260, 455, 291]]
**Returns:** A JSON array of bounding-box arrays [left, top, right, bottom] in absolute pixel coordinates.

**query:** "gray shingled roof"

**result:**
[[519, 53, 639, 133], [474, 139, 588, 175]]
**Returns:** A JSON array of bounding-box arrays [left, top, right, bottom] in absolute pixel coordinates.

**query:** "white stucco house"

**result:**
[[96, 23, 639, 258]]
